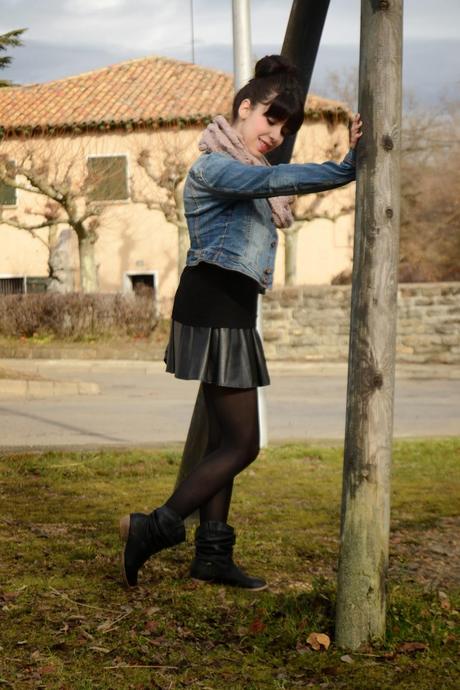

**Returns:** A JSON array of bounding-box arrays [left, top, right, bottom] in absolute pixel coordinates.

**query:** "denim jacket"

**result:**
[[183, 149, 356, 290]]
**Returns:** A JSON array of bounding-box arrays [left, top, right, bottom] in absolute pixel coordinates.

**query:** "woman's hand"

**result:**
[[350, 113, 363, 149]]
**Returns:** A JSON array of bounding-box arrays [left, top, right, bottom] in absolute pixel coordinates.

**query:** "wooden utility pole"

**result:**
[[335, 0, 403, 650]]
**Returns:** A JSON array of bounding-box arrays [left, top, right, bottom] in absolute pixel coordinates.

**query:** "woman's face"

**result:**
[[234, 99, 287, 158]]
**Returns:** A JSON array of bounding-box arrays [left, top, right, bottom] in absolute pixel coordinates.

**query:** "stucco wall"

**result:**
[[0, 117, 355, 314], [262, 283, 460, 364]]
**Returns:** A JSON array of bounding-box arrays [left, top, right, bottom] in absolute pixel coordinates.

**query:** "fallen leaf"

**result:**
[[397, 641, 428, 654], [145, 606, 160, 616], [340, 654, 354, 664], [2, 591, 21, 601], [306, 632, 331, 651], [37, 665, 56, 675], [438, 591, 451, 610], [249, 619, 266, 634]]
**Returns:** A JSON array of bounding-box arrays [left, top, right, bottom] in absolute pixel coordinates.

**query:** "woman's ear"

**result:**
[[237, 98, 252, 121]]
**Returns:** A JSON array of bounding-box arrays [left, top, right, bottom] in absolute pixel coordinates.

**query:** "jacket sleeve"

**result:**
[[191, 150, 356, 199]]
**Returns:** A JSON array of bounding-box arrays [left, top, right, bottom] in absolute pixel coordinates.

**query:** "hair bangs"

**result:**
[[264, 90, 304, 136]]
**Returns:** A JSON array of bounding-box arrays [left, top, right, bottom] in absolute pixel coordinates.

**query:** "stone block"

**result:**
[[396, 344, 414, 354], [0, 380, 27, 396], [439, 334, 460, 346], [78, 382, 100, 395], [413, 297, 435, 306], [263, 329, 286, 342], [436, 352, 460, 364], [396, 353, 430, 364], [266, 311, 287, 321], [27, 381, 55, 398], [55, 381, 80, 396]]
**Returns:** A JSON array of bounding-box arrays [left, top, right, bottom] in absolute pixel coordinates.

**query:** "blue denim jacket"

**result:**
[[183, 149, 356, 290]]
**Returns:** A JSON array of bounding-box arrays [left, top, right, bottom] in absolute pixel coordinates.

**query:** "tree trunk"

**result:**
[[174, 184, 189, 273], [335, 0, 403, 650], [177, 223, 189, 274], [284, 223, 301, 285], [48, 228, 75, 293], [78, 233, 98, 293]]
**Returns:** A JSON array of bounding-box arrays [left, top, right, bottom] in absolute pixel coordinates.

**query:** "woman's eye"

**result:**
[[266, 117, 276, 126]]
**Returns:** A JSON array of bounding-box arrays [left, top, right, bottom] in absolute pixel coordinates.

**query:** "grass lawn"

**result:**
[[0, 439, 459, 689]]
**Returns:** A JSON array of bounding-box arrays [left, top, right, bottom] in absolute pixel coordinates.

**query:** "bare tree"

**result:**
[[0, 138, 125, 292], [283, 131, 356, 286], [399, 96, 460, 281], [281, 191, 354, 285], [134, 129, 198, 273], [325, 65, 460, 283], [323, 66, 358, 112]]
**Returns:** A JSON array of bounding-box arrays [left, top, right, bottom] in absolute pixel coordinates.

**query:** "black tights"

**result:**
[[165, 383, 259, 523]]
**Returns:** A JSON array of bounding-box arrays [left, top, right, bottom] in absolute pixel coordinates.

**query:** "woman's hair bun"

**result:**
[[254, 54, 298, 80]]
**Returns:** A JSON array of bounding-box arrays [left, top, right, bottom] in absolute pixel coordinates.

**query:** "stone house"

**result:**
[[0, 55, 355, 314]]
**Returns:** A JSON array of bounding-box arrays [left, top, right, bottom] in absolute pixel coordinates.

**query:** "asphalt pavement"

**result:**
[[0, 359, 458, 450]]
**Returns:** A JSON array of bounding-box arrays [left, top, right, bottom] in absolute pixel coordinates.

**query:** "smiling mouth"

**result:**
[[258, 138, 271, 153]]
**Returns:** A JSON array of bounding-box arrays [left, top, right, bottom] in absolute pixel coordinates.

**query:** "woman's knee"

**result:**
[[224, 435, 259, 466]]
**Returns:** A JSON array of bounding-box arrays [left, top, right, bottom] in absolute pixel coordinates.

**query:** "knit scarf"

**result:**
[[198, 115, 294, 229]]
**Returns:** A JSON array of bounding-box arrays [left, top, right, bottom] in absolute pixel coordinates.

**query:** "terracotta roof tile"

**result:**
[[0, 55, 350, 135]]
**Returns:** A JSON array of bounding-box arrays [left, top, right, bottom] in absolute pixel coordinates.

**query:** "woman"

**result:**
[[120, 55, 362, 590]]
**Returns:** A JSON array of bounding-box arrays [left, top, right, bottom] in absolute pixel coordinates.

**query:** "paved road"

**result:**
[[0, 360, 458, 450]]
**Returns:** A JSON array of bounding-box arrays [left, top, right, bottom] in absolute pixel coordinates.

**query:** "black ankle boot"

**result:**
[[119, 505, 185, 587], [190, 521, 267, 591]]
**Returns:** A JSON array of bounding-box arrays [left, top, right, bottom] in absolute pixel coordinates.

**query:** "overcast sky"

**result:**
[[3, 0, 460, 52], [2, 0, 459, 105]]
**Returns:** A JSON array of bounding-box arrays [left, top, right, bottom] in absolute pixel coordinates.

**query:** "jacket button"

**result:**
[[264, 268, 273, 275], [271, 241, 276, 248]]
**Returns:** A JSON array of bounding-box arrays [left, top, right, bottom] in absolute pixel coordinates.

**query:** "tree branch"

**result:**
[[0, 217, 57, 248]]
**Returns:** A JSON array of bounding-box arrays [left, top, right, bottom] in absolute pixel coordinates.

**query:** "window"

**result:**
[[0, 276, 49, 295], [0, 277, 24, 294], [87, 155, 129, 201], [0, 160, 17, 206], [123, 271, 157, 299], [26, 276, 49, 293]]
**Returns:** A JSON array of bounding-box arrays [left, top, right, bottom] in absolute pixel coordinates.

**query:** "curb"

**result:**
[[1, 357, 459, 380], [0, 378, 100, 399]]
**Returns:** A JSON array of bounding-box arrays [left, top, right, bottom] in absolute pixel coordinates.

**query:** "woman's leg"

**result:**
[[120, 383, 261, 588], [164, 383, 259, 520], [198, 386, 233, 524]]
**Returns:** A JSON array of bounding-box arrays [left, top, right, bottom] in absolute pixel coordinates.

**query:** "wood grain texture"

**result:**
[[335, 0, 403, 650]]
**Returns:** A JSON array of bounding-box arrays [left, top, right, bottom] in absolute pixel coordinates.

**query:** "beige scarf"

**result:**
[[198, 115, 294, 229]]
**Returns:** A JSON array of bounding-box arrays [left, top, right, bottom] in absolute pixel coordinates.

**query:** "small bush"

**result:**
[[0, 292, 158, 339]]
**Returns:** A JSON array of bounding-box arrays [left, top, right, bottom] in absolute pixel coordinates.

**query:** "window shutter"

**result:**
[[87, 155, 128, 201]]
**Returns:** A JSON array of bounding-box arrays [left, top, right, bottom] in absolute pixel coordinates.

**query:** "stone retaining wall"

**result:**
[[261, 283, 460, 364]]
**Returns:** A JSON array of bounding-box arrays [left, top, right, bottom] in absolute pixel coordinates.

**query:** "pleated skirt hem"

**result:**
[[164, 321, 270, 388]]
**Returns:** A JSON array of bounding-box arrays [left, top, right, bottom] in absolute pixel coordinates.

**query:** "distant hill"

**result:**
[[5, 38, 459, 109]]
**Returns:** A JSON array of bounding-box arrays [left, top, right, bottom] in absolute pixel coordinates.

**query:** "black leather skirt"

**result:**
[[164, 320, 270, 388]]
